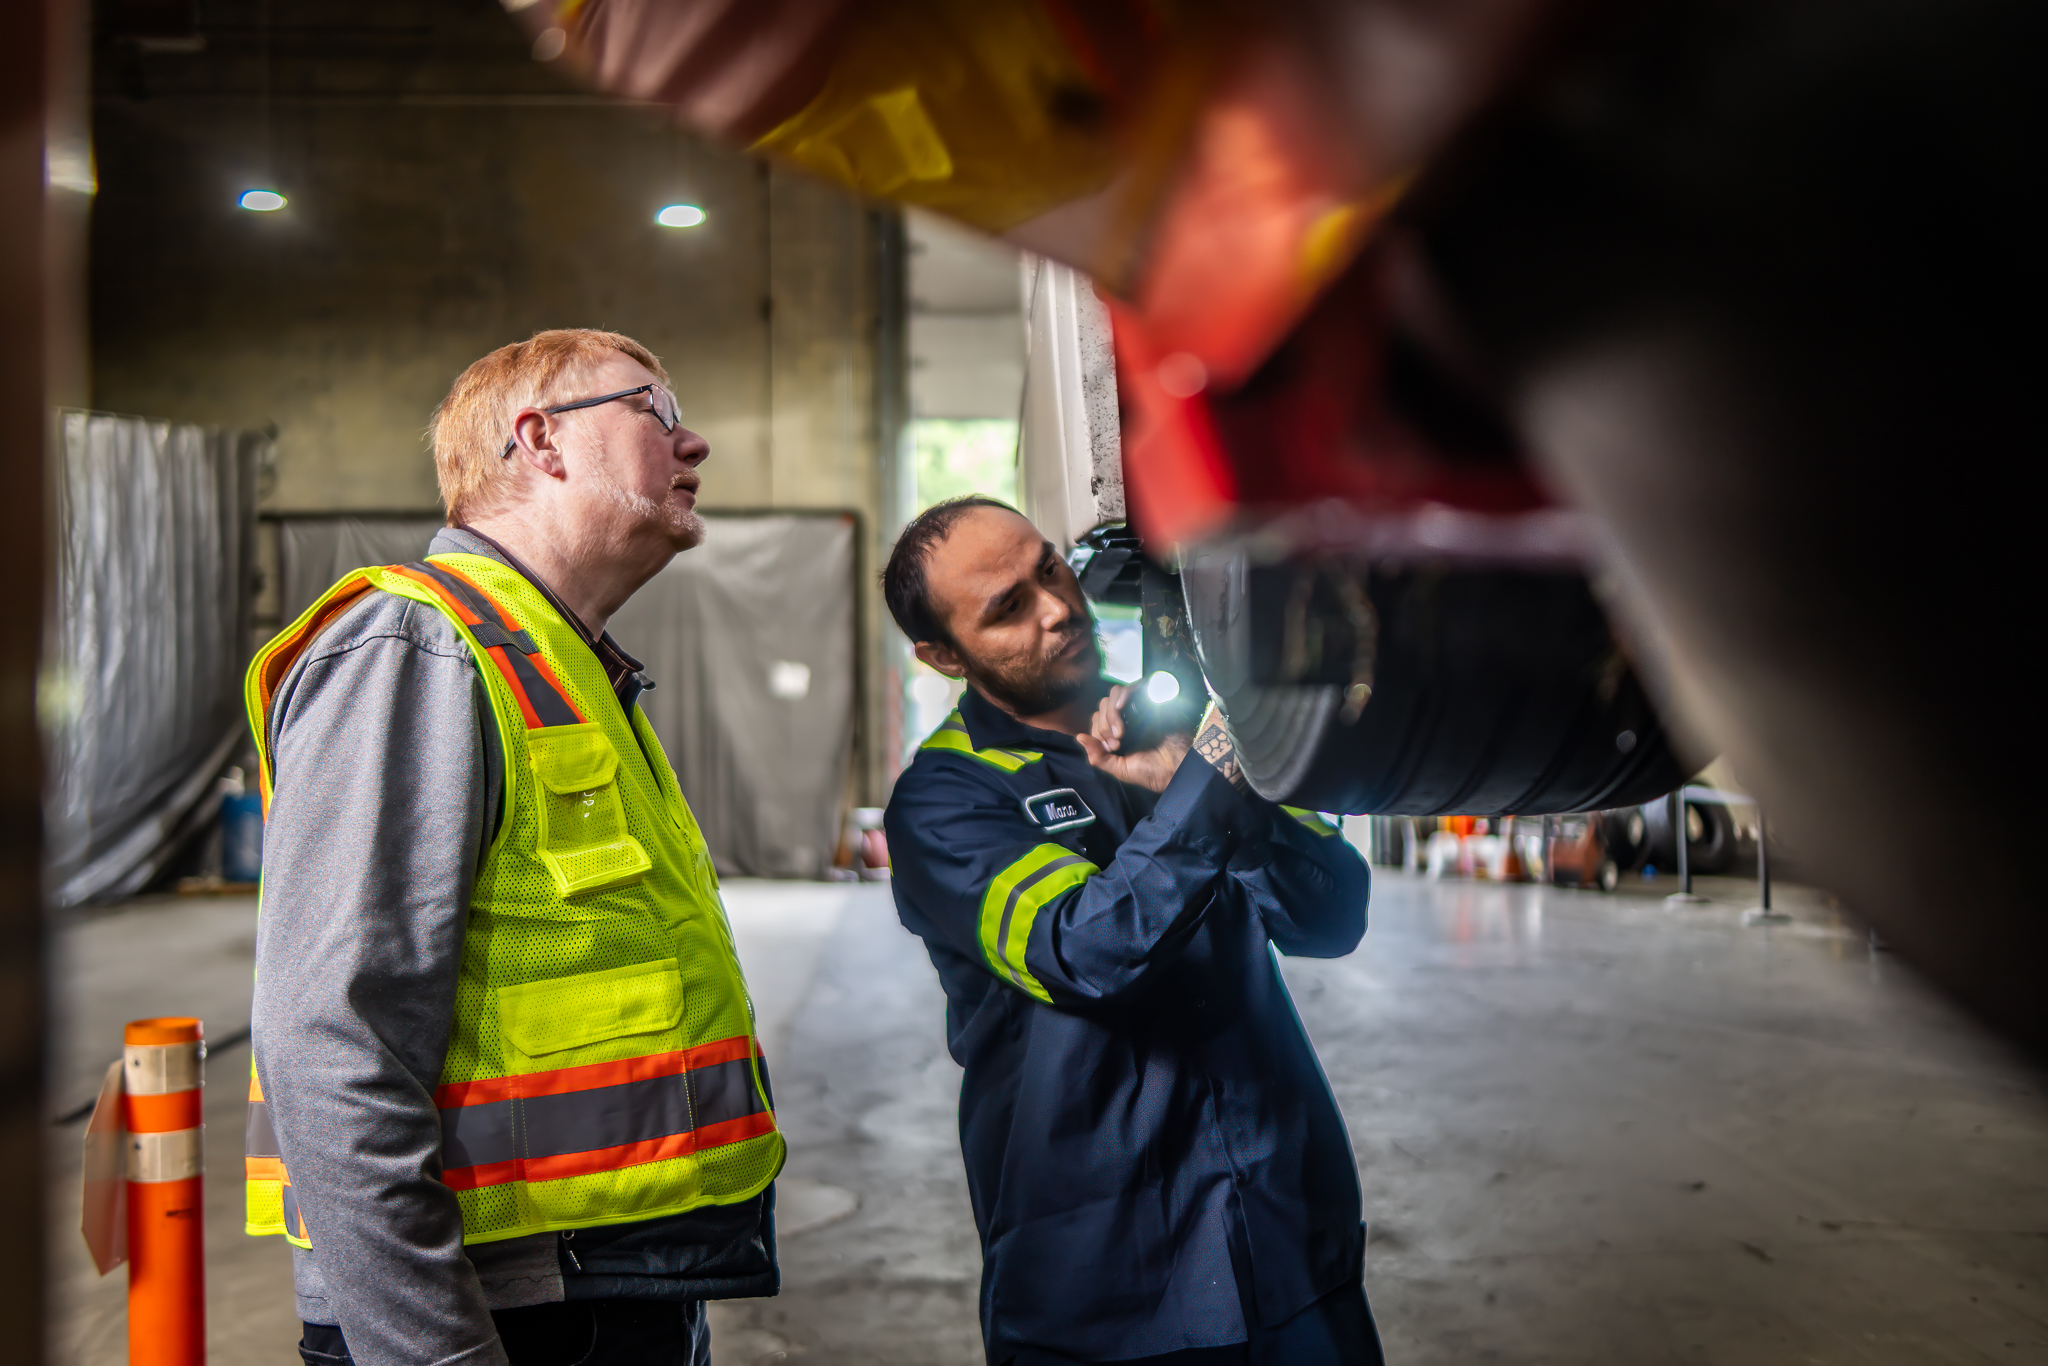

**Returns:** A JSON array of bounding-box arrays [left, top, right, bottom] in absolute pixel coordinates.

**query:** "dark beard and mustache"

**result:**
[[963, 620, 1101, 718]]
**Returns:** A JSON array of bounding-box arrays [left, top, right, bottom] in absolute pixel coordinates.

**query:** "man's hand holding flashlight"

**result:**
[[1078, 685, 1243, 795]]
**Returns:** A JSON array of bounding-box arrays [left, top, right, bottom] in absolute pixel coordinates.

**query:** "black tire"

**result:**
[[1601, 807, 1649, 870], [1181, 550, 1689, 814], [1638, 798, 1739, 875], [1598, 859, 1621, 893], [1685, 801, 1738, 875]]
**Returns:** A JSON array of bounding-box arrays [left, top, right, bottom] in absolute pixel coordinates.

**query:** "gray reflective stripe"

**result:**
[[245, 1098, 277, 1158], [410, 559, 510, 629], [693, 1052, 766, 1132], [406, 560, 581, 727], [994, 854, 1091, 984], [468, 620, 539, 655], [281, 1181, 302, 1235], [440, 1055, 766, 1172]]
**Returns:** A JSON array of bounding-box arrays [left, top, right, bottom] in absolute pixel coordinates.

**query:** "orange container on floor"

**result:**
[[123, 1017, 206, 1365]]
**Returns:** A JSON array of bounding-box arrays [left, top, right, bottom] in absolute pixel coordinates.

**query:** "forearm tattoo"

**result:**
[[1193, 709, 1247, 792]]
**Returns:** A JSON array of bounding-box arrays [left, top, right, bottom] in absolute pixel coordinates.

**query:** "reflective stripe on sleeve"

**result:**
[[978, 844, 1098, 1004], [1281, 806, 1341, 837]]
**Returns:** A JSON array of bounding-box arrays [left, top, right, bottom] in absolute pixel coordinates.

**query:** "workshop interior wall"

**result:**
[[88, 103, 883, 527], [84, 3, 903, 799]]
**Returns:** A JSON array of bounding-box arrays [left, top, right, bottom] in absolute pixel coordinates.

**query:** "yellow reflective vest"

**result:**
[[243, 553, 784, 1247]]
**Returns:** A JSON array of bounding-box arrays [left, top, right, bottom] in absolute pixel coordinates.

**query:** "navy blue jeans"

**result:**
[[299, 1299, 709, 1366]]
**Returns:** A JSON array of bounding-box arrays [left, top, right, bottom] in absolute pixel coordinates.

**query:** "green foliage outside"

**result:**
[[914, 419, 1018, 510]]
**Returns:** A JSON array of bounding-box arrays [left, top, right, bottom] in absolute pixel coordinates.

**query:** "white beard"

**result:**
[[578, 426, 705, 552]]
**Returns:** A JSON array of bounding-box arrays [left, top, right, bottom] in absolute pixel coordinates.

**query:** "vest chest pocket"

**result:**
[[529, 724, 653, 897], [495, 958, 686, 1069]]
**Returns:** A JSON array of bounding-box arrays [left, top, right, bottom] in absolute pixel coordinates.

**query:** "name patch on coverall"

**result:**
[[1021, 788, 1095, 833]]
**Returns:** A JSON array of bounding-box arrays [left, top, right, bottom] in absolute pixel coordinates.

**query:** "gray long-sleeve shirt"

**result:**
[[252, 528, 765, 1366]]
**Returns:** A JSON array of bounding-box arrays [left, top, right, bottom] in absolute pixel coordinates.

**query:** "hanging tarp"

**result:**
[[276, 514, 441, 623], [275, 512, 859, 879], [45, 412, 260, 908], [609, 514, 858, 879]]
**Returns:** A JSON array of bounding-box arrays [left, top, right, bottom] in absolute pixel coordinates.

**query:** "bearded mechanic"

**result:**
[[882, 497, 1386, 1366], [247, 330, 781, 1366]]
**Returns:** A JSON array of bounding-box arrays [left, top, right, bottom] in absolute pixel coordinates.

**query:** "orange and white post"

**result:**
[[123, 1017, 207, 1364]]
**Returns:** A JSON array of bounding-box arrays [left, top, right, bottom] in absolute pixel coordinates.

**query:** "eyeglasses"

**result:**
[[500, 383, 682, 458]]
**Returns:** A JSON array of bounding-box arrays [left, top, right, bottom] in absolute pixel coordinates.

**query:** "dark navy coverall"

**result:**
[[885, 686, 1382, 1365]]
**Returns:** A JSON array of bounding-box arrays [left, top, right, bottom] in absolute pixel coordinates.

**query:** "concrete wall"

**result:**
[[908, 209, 1023, 422], [89, 109, 882, 521], [86, 0, 906, 801]]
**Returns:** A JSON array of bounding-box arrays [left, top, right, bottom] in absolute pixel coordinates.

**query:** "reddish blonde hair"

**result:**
[[431, 329, 670, 522]]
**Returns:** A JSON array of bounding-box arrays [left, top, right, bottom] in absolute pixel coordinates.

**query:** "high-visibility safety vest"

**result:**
[[241, 554, 784, 1248]]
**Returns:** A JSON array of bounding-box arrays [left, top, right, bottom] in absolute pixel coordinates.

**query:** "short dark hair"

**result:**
[[882, 496, 1019, 645]]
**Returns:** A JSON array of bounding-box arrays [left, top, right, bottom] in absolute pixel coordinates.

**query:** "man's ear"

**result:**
[[913, 639, 966, 680], [507, 410, 569, 480]]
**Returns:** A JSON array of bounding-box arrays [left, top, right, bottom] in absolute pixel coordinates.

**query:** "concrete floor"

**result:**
[[46, 872, 2048, 1364]]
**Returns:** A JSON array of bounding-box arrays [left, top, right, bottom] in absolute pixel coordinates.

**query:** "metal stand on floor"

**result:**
[[1664, 790, 1709, 904], [1743, 811, 1790, 925]]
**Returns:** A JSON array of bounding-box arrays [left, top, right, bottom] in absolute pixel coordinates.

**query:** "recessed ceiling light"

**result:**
[[656, 204, 705, 228], [239, 189, 286, 212]]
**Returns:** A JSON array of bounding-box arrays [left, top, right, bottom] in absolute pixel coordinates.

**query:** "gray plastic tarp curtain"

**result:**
[[277, 512, 857, 879], [612, 513, 857, 879], [45, 412, 259, 908], [278, 516, 446, 624]]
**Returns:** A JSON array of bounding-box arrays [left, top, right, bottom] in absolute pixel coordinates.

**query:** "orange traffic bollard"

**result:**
[[123, 1017, 206, 1365]]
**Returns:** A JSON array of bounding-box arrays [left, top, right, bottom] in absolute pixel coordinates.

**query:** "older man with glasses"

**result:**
[[245, 329, 781, 1366]]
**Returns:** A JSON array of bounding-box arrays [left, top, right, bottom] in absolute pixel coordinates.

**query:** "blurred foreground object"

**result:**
[[4, 0, 54, 1347], [1402, 0, 2045, 1055], [522, 0, 1551, 381], [537, 0, 1684, 817], [532, 0, 2048, 1054]]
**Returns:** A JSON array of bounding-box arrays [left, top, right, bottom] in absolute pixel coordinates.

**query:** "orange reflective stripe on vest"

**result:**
[[436, 1036, 774, 1192], [248, 577, 379, 812], [385, 561, 586, 730], [243, 1068, 308, 1240]]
